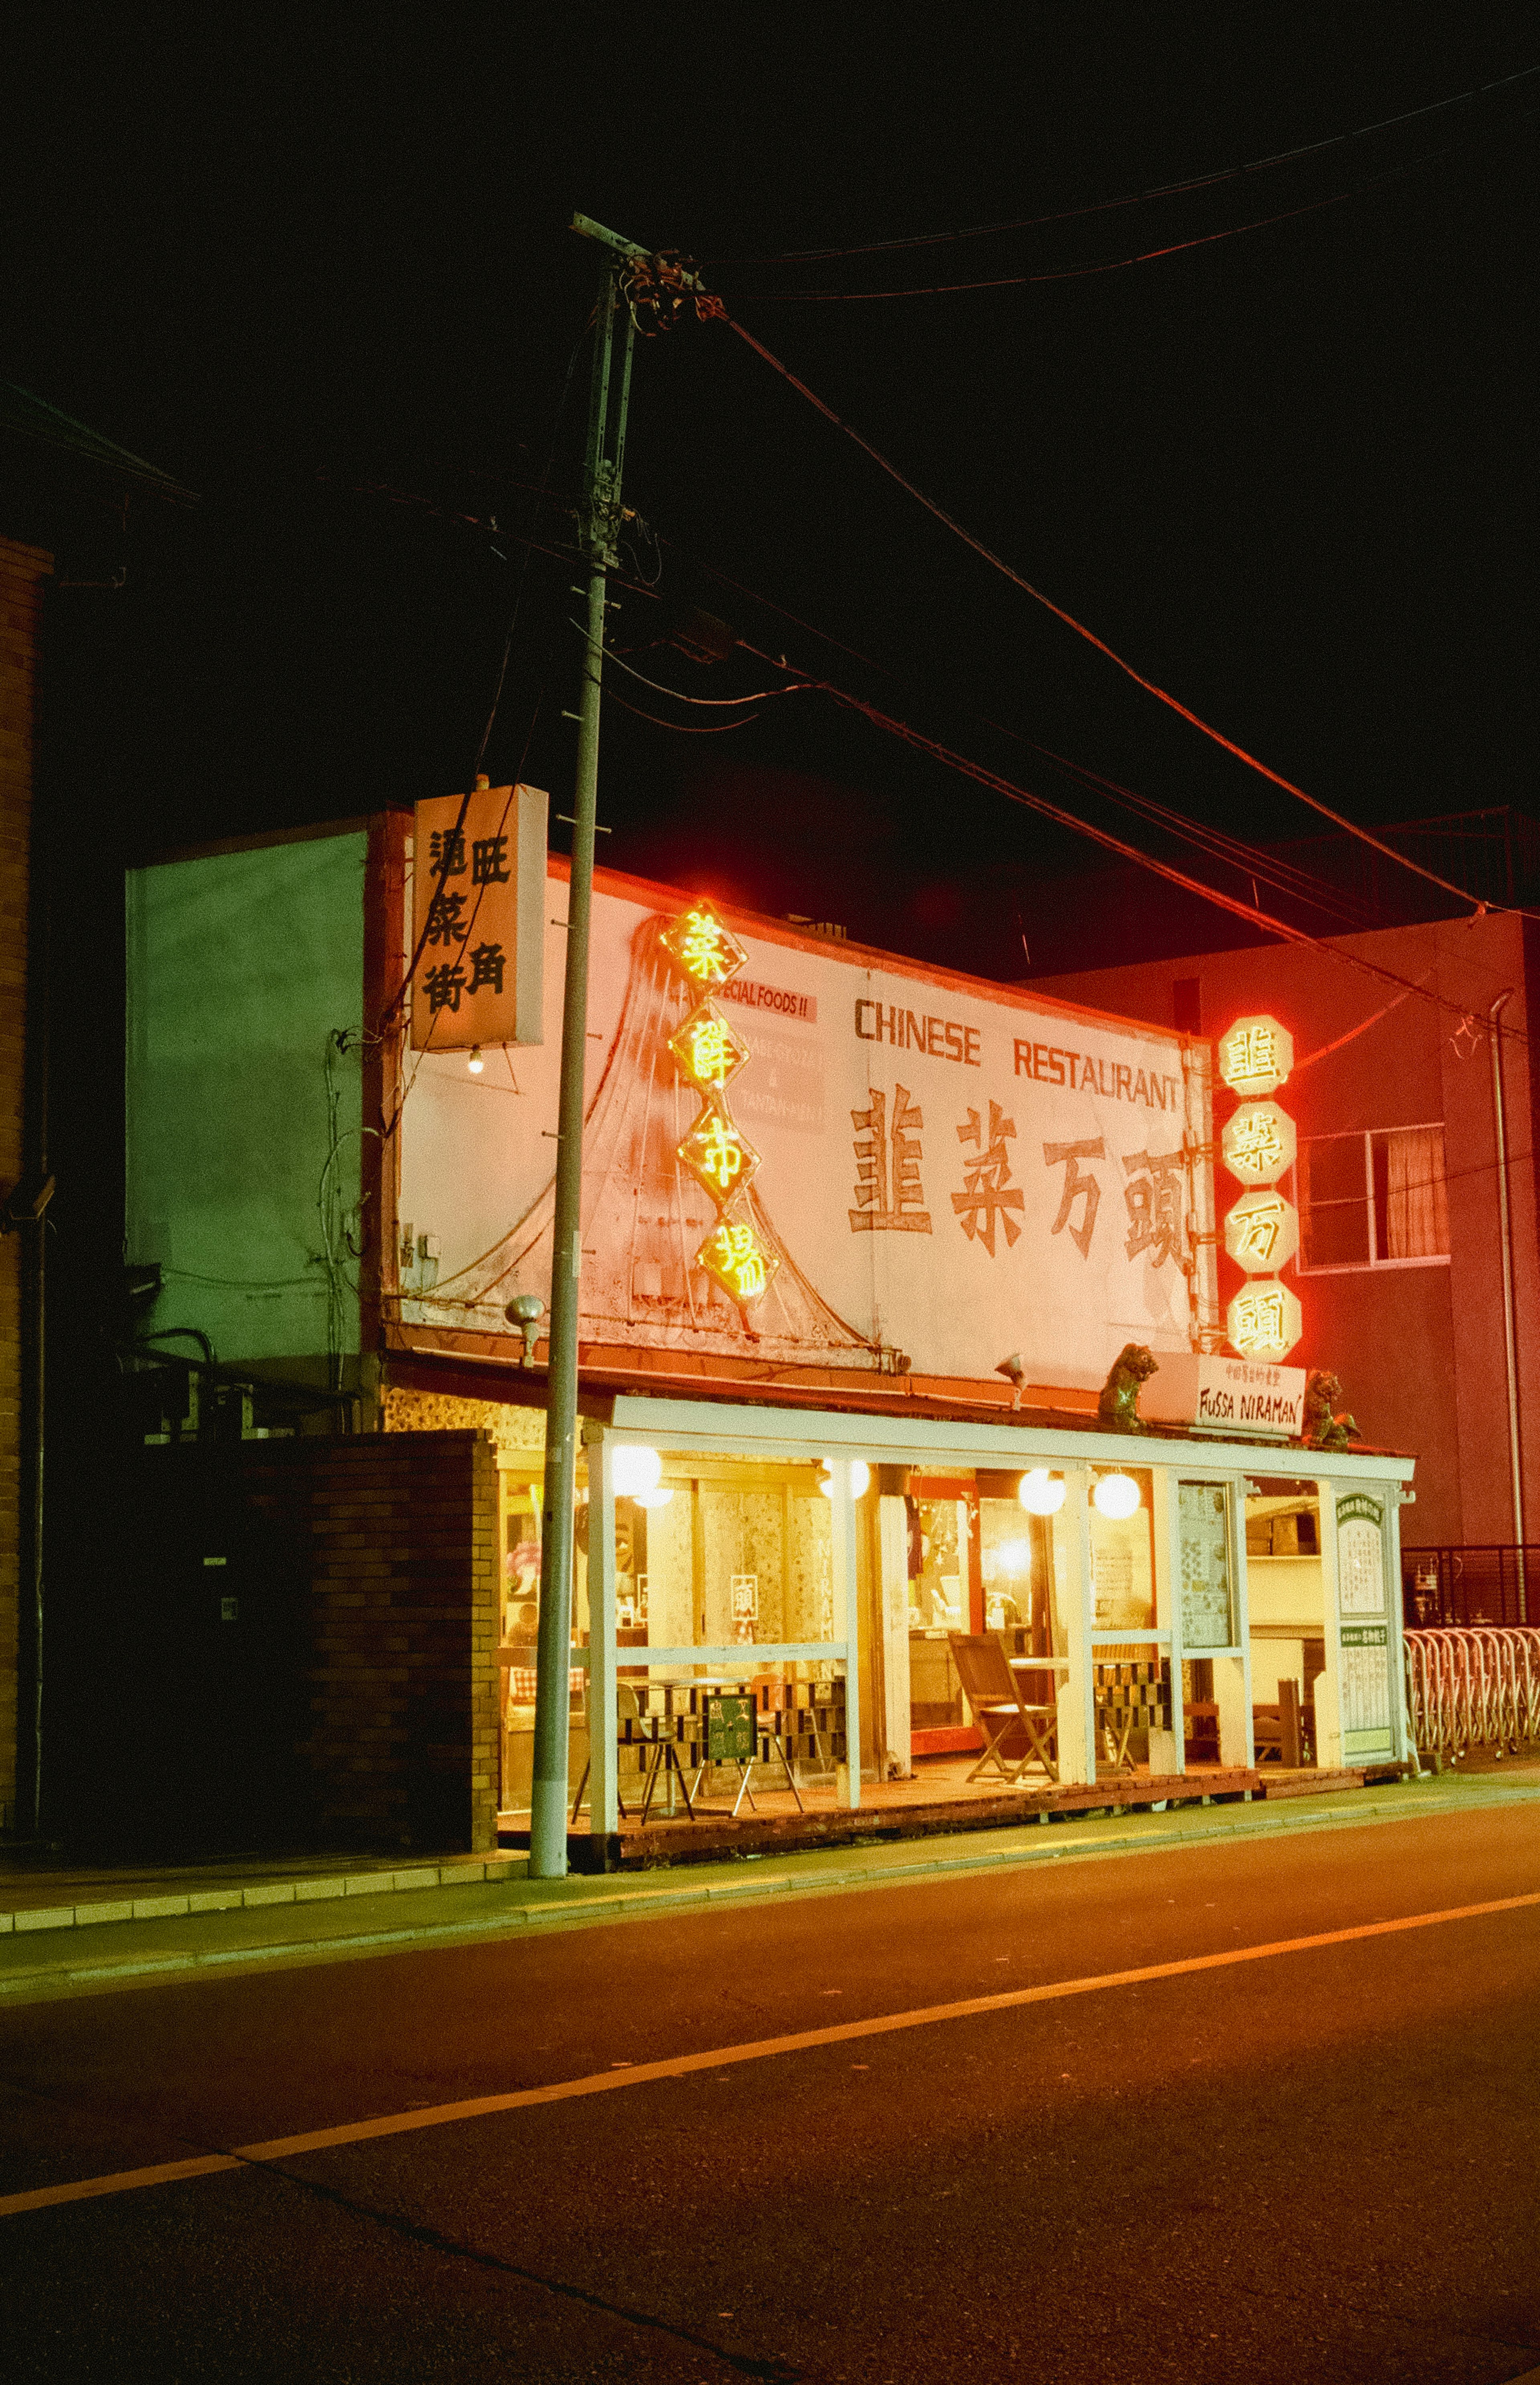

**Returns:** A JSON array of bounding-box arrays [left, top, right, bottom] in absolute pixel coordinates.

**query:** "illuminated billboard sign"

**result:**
[[395, 865, 1218, 1391]]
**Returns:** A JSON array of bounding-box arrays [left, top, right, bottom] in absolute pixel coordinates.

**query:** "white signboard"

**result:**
[[1178, 1483, 1234, 1649], [395, 864, 1215, 1391], [1339, 1624, 1392, 1734], [1145, 1355, 1305, 1438], [1335, 1493, 1387, 1616]]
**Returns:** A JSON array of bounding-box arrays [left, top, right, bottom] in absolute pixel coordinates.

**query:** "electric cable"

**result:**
[[725, 631, 1526, 1042], [704, 299, 1538, 924], [732, 167, 1422, 302], [604, 687, 762, 733], [578, 624, 812, 708], [710, 62, 1540, 265], [629, 515, 1416, 937]]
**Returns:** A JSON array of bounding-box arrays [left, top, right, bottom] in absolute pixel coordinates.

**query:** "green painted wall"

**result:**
[[125, 832, 367, 1365]]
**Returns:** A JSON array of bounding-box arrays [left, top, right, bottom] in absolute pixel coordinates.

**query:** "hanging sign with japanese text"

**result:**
[[411, 783, 548, 1050], [395, 862, 1218, 1391]]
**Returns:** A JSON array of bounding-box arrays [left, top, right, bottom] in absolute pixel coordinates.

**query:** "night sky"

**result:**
[[6, 9, 1538, 980]]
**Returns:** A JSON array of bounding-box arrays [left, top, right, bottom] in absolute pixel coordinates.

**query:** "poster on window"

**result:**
[[1091, 1501, 1155, 1631], [397, 861, 1217, 1392], [1178, 1483, 1234, 1648]]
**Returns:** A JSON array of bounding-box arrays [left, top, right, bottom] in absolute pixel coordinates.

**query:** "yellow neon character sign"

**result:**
[[1217, 1014, 1293, 1099], [1226, 1279, 1302, 1361], [1223, 1188, 1300, 1275], [678, 1107, 760, 1206], [659, 901, 747, 989], [1221, 1100, 1296, 1187], [668, 999, 749, 1093], [698, 1217, 778, 1306]]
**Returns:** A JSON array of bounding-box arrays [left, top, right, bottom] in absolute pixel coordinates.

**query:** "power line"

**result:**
[[620, 518, 1408, 937], [710, 62, 1540, 266], [729, 168, 1413, 302], [722, 632, 1526, 1044], [703, 298, 1537, 925]]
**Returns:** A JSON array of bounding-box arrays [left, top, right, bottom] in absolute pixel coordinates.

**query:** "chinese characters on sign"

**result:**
[[1223, 1187, 1299, 1274], [1221, 1101, 1297, 1186], [698, 1217, 780, 1306], [1218, 1012, 1302, 1361], [1226, 1278, 1302, 1361], [841, 1102, 1189, 1269], [679, 1107, 760, 1206], [662, 900, 777, 1312], [669, 1000, 750, 1093], [1216, 1014, 1294, 1099], [953, 1103, 1023, 1254], [411, 783, 547, 1050], [849, 1085, 932, 1233], [659, 902, 748, 989], [1123, 1148, 1186, 1269], [1044, 1138, 1104, 1259]]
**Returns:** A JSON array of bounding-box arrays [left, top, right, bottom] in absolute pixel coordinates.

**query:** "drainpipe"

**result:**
[[1487, 991, 1526, 1620]]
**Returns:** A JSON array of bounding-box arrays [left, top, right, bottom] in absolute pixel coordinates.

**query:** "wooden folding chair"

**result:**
[[948, 1633, 1059, 1785]]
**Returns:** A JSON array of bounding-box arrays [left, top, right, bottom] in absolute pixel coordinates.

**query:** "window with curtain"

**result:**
[[1376, 1125, 1449, 1260], [1297, 1125, 1449, 1270]]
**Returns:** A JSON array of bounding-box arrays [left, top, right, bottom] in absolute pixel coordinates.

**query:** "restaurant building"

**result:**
[[120, 802, 1415, 1858]]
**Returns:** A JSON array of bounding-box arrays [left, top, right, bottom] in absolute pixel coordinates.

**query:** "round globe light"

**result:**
[[1092, 1472, 1142, 1521], [612, 1444, 663, 1498], [994, 1536, 1031, 1578], [1019, 1469, 1066, 1516], [819, 1459, 871, 1500]]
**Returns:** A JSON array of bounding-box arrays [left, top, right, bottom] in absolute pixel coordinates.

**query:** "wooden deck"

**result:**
[[498, 1752, 1406, 1872]]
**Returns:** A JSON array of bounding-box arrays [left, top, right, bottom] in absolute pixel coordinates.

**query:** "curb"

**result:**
[[0, 1856, 524, 1939], [4, 1777, 1535, 1948], [4, 1781, 1538, 2002]]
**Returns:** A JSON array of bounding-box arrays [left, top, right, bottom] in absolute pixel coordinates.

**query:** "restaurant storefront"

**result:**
[[379, 1369, 1412, 1855], [375, 815, 1413, 1846], [123, 805, 1418, 1857]]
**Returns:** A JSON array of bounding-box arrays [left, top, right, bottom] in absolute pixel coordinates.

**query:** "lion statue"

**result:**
[[1304, 1368, 1359, 1450], [1098, 1343, 1159, 1434]]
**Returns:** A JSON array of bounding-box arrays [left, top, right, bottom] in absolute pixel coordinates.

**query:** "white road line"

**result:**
[[4, 1886, 1538, 2221]]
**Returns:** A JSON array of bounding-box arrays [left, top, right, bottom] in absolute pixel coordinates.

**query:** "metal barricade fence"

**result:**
[[1404, 1628, 1540, 1760]]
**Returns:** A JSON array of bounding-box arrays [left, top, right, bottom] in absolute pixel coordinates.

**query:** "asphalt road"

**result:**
[[3, 1805, 1539, 2385]]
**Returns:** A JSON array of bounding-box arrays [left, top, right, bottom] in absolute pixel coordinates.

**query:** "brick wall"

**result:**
[[89, 1428, 500, 1855], [0, 535, 51, 1835], [243, 1429, 500, 1853]]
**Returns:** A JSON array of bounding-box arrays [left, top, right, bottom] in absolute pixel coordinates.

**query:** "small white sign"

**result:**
[[1144, 1353, 1306, 1438]]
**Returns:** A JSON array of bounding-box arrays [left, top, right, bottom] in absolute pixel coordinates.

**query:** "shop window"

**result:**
[[1297, 1125, 1449, 1272]]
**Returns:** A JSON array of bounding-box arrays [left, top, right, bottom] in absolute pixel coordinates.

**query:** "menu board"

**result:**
[[1336, 1493, 1386, 1616], [1179, 1483, 1234, 1648], [1340, 1623, 1392, 1733]]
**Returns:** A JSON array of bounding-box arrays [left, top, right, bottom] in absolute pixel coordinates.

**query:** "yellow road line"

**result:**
[[6, 1886, 1538, 2220]]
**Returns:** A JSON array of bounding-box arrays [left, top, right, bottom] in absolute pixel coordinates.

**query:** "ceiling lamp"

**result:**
[[467, 1045, 484, 1074], [819, 1459, 871, 1500], [1093, 1472, 1141, 1521], [994, 1537, 1031, 1578], [1019, 1469, 1066, 1516], [612, 1445, 663, 1499]]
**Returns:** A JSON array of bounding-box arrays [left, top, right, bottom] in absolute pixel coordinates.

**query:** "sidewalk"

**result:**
[[4, 1770, 1539, 2008]]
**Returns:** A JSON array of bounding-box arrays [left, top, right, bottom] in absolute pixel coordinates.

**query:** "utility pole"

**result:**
[[529, 215, 647, 1878]]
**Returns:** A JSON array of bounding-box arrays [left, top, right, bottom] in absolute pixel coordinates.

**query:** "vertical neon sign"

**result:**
[[1217, 1015, 1302, 1360], [659, 902, 779, 1309]]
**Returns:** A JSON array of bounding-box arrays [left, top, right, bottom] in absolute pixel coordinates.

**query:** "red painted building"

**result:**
[[1031, 911, 1540, 1562]]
